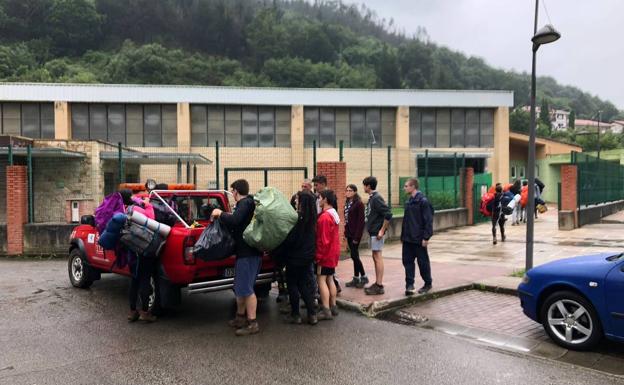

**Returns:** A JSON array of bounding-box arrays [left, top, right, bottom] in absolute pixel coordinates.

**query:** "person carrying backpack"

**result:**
[[492, 184, 506, 245], [401, 178, 433, 296]]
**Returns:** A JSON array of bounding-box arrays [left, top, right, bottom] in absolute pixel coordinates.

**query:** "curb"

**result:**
[[336, 283, 475, 317], [472, 282, 519, 296], [336, 279, 520, 318]]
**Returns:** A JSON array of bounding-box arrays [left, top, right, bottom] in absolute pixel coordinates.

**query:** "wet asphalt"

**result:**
[[0, 258, 622, 385]]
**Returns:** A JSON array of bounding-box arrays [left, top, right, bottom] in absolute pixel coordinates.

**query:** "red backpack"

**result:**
[[480, 192, 495, 217]]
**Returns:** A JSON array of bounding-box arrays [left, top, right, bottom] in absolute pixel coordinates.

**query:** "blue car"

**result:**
[[518, 252, 624, 350]]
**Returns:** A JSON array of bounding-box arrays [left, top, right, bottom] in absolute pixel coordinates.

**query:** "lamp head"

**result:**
[[532, 24, 561, 47]]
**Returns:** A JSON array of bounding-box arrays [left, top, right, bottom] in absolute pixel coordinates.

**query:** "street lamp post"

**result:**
[[526, 0, 561, 272]]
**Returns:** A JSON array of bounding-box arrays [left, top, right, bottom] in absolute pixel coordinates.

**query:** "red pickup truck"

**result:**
[[68, 189, 275, 313]]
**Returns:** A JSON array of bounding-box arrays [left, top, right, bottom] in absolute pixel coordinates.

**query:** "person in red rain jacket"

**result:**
[[315, 189, 341, 321]]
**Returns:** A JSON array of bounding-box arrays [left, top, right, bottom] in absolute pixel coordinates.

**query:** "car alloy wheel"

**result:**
[[546, 297, 596, 346]]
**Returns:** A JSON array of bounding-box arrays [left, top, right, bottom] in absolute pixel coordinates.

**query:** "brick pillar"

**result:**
[[560, 164, 578, 227], [317, 161, 347, 248], [6, 166, 28, 255], [460, 167, 475, 225]]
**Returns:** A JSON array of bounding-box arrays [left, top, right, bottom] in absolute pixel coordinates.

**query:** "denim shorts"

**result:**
[[370, 235, 385, 251], [233, 256, 261, 297]]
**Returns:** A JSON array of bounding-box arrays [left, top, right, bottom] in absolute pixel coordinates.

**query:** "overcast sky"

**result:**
[[348, 0, 623, 109]]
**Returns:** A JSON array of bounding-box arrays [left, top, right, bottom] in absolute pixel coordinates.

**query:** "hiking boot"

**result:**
[[317, 307, 333, 321], [235, 320, 260, 336], [364, 283, 385, 295], [356, 276, 368, 289], [330, 305, 339, 317], [308, 314, 318, 325], [138, 310, 157, 323], [493, 238, 497, 245], [127, 310, 140, 322], [345, 277, 360, 288], [284, 314, 302, 324], [334, 276, 342, 293], [418, 285, 432, 295], [405, 285, 416, 296], [228, 314, 247, 329]]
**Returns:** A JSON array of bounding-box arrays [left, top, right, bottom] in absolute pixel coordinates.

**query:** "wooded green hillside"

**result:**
[[0, 0, 621, 122]]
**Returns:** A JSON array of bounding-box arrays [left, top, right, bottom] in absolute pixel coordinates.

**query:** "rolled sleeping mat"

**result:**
[[98, 213, 127, 250], [128, 207, 171, 238]]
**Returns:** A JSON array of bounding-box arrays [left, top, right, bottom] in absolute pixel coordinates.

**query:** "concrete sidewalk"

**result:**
[[336, 208, 624, 315]]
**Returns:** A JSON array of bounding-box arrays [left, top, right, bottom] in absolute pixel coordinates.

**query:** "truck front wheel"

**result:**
[[68, 248, 94, 289]]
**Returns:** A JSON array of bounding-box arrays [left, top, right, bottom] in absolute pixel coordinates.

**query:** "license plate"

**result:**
[[223, 267, 236, 278]]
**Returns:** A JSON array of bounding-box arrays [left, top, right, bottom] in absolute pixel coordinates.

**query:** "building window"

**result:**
[[480, 109, 494, 147], [436, 109, 451, 148], [320, 108, 335, 148], [421, 109, 436, 148], [350, 108, 366, 148], [381, 108, 396, 147], [511, 166, 517, 179], [162, 105, 177, 146], [450, 109, 465, 147], [107, 104, 126, 145], [465, 109, 480, 148], [519, 166, 526, 179], [70, 103, 176, 146], [126, 105, 143, 146], [191, 105, 289, 148], [241, 107, 258, 147], [143, 105, 162, 147], [0, 102, 54, 139], [409, 108, 421, 148], [410, 107, 496, 148], [304, 107, 395, 148]]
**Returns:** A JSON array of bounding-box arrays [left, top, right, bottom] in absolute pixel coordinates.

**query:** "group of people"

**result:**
[[490, 178, 546, 245], [121, 175, 436, 337], [233, 174, 435, 336]]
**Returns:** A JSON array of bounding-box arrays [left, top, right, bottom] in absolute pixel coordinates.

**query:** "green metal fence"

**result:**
[[573, 151, 624, 207], [398, 151, 468, 211], [473, 172, 492, 224]]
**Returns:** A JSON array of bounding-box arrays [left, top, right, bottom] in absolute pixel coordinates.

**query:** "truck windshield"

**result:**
[[151, 195, 226, 225]]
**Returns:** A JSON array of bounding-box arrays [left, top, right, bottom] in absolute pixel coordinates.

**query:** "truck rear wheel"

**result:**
[[68, 248, 94, 289]]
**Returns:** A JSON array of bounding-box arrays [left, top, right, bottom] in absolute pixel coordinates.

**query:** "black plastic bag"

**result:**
[[193, 219, 235, 261]]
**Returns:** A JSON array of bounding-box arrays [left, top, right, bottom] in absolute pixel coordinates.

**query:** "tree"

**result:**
[[569, 110, 575, 129], [245, 7, 288, 69], [510, 109, 530, 133], [47, 0, 104, 56], [539, 98, 551, 133]]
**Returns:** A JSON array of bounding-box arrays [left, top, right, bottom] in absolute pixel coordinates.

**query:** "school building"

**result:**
[[0, 83, 514, 253]]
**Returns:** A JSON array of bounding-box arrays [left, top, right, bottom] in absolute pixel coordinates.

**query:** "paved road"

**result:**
[[0, 259, 621, 385]]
